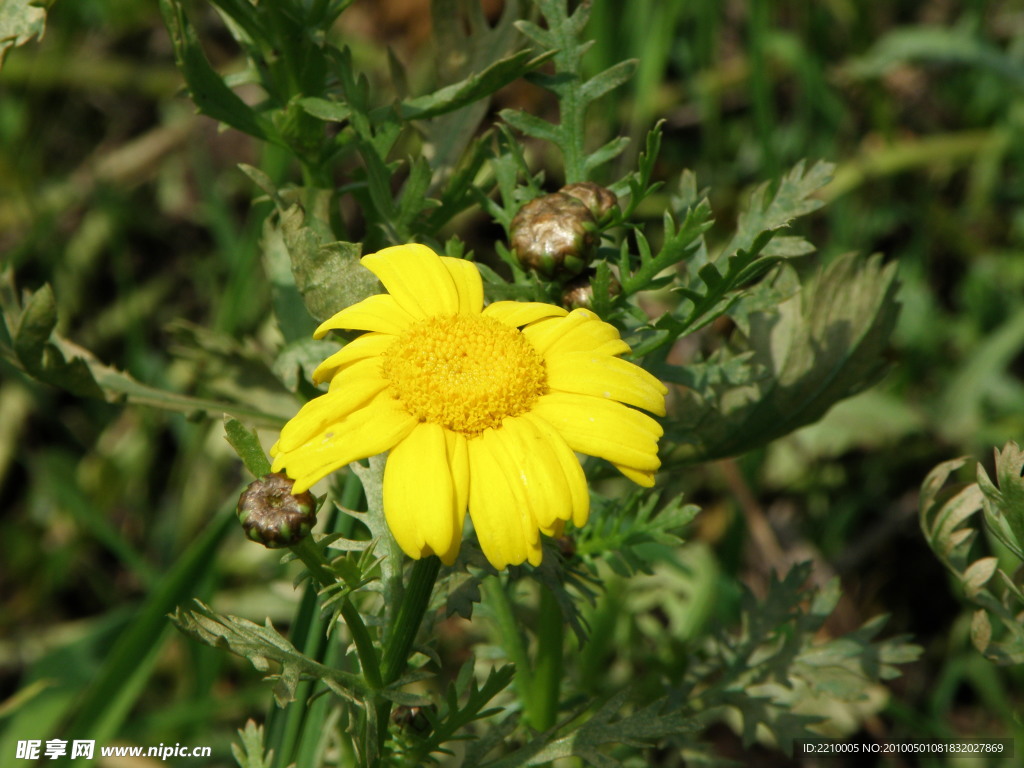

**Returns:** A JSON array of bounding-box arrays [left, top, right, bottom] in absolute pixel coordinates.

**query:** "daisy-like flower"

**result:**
[[270, 244, 666, 569]]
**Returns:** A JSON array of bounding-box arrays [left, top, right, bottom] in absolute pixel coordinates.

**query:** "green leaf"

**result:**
[[2, 276, 286, 425], [718, 160, 833, 262], [224, 417, 272, 478], [394, 50, 554, 121], [577, 491, 698, 578], [13, 281, 57, 374], [260, 211, 317, 343], [977, 442, 1024, 563], [620, 201, 714, 296], [159, 0, 275, 141], [685, 563, 920, 749], [920, 450, 1024, 664], [231, 719, 273, 768], [271, 337, 339, 392], [173, 600, 371, 706], [583, 135, 630, 174], [279, 204, 379, 323], [580, 59, 638, 102], [298, 96, 352, 123], [499, 109, 562, 144], [485, 690, 699, 768], [847, 25, 1024, 92], [661, 253, 900, 462], [396, 157, 435, 231], [405, 660, 515, 764], [422, 0, 525, 183], [0, 0, 46, 69]]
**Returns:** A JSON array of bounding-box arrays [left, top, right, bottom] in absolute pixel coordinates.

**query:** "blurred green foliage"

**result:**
[[2, 0, 1024, 765]]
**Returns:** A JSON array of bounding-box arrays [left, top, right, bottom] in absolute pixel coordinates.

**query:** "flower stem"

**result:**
[[290, 537, 382, 691], [530, 584, 564, 731], [374, 556, 441, 758], [381, 556, 441, 684], [482, 575, 533, 713]]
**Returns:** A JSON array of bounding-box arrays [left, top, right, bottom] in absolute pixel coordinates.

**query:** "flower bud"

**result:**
[[391, 704, 433, 734], [560, 271, 622, 310], [559, 181, 619, 223], [236, 473, 317, 548], [510, 193, 598, 279]]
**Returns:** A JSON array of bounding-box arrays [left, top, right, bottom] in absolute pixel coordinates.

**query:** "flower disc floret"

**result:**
[[381, 314, 546, 436], [270, 244, 668, 570]]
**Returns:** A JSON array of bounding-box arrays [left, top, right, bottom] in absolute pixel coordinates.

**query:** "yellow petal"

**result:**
[[445, 430, 470, 530], [615, 464, 657, 487], [546, 351, 668, 416], [467, 432, 542, 569], [523, 308, 630, 357], [383, 422, 461, 564], [327, 357, 387, 393], [440, 256, 484, 315], [483, 301, 567, 328], [274, 394, 418, 493], [494, 417, 571, 534], [313, 333, 393, 385], [314, 293, 416, 338], [362, 244, 459, 318], [275, 373, 388, 452], [522, 412, 590, 527], [532, 392, 662, 475]]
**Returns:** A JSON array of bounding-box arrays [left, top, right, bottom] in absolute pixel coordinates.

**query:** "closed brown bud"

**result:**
[[510, 193, 598, 278], [236, 473, 317, 548], [559, 181, 619, 222], [560, 271, 622, 310]]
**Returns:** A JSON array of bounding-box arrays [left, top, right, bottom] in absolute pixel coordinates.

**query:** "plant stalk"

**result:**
[[530, 583, 564, 731], [291, 536, 382, 691]]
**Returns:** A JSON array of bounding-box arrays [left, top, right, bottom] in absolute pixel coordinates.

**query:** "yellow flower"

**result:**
[[271, 244, 666, 569]]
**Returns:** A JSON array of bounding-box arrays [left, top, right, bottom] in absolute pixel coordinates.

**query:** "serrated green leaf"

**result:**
[[977, 443, 1024, 562], [486, 691, 698, 768], [173, 601, 370, 706], [224, 417, 272, 478], [0, 0, 46, 69], [231, 719, 273, 768], [159, 0, 274, 141], [260, 212, 316, 343], [2, 277, 286, 421], [661, 253, 900, 462], [621, 200, 713, 296], [718, 160, 833, 261], [395, 50, 554, 121], [919, 449, 1024, 664], [406, 660, 515, 764], [446, 572, 483, 620], [279, 204, 378, 323]]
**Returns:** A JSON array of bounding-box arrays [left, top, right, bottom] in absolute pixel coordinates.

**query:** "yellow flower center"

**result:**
[[381, 314, 546, 436]]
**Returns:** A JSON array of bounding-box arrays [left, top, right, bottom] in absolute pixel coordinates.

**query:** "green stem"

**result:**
[[291, 537, 382, 691], [381, 556, 442, 684], [482, 575, 533, 714], [530, 584, 564, 731], [374, 556, 442, 758]]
